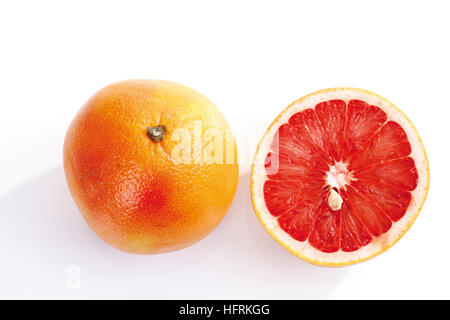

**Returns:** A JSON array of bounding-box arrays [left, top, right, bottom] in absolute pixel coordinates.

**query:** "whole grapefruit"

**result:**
[[64, 80, 238, 254]]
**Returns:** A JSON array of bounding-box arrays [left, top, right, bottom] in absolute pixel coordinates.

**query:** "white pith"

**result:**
[[326, 162, 352, 211], [326, 161, 353, 190], [251, 88, 429, 266]]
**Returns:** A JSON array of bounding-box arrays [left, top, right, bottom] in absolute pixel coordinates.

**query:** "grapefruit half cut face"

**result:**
[[251, 88, 429, 266]]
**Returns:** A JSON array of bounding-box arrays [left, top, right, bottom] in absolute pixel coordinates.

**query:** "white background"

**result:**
[[0, 0, 449, 299]]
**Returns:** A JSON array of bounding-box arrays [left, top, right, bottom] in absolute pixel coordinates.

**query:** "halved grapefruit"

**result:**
[[251, 88, 429, 266]]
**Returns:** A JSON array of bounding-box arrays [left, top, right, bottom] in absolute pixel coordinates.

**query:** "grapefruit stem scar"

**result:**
[[147, 125, 167, 142]]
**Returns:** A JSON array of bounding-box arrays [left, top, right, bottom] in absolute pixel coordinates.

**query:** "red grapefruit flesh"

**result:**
[[251, 88, 429, 266]]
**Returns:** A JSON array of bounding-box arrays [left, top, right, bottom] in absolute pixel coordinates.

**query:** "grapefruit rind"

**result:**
[[250, 88, 430, 266]]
